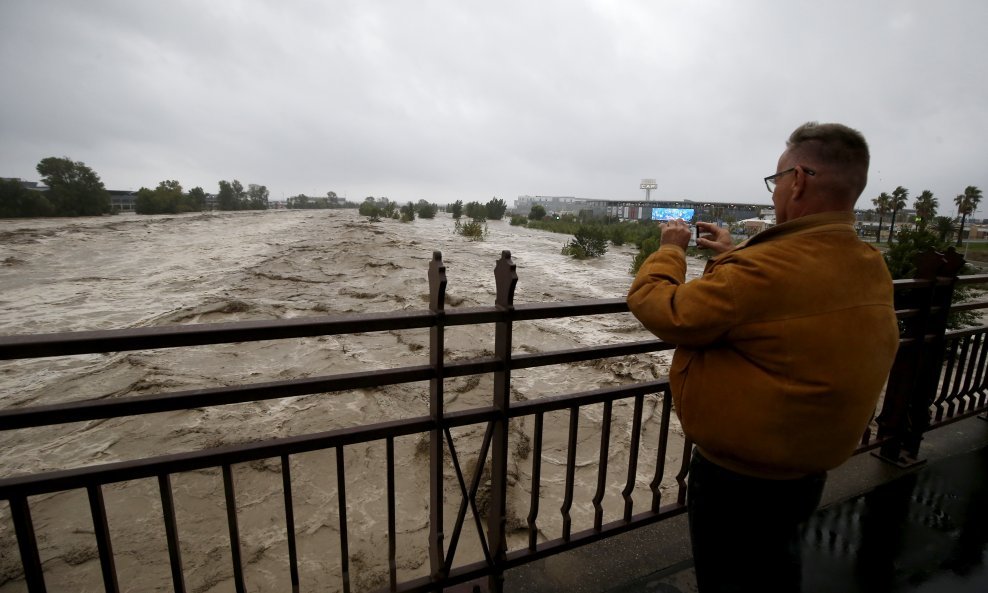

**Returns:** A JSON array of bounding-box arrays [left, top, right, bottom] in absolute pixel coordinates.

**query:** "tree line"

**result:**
[[0, 156, 365, 217], [1, 157, 111, 217], [870, 185, 983, 246]]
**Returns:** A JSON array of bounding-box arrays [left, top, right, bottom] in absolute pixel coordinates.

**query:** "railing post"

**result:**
[[428, 252, 448, 585], [488, 251, 517, 593], [875, 248, 965, 466]]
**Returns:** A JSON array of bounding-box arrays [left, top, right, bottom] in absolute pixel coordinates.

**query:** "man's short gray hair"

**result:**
[[786, 122, 870, 198]]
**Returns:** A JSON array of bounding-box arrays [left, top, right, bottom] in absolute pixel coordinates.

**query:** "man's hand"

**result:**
[[659, 219, 692, 250], [696, 221, 734, 255]]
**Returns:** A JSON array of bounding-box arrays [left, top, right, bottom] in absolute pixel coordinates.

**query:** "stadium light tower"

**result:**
[[640, 178, 657, 202]]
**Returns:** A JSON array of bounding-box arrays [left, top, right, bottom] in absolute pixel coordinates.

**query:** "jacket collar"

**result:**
[[744, 211, 856, 249]]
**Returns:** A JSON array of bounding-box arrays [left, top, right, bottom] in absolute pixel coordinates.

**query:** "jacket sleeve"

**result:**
[[626, 244, 739, 347]]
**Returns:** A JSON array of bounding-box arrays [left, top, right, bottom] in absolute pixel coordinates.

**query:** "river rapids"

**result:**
[[0, 210, 705, 593]]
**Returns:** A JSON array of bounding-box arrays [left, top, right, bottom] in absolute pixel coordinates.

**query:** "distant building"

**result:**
[[513, 195, 768, 223], [108, 190, 137, 212]]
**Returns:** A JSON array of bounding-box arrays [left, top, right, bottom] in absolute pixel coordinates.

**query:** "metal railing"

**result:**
[[1, 248, 986, 593]]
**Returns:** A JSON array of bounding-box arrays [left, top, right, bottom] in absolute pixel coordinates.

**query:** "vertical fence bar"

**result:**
[[974, 332, 988, 412], [676, 442, 692, 507], [428, 251, 447, 585], [971, 333, 988, 410], [386, 437, 397, 592], [158, 474, 187, 593], [9, 495, 46, 593], [561, 407, 579, 541], [337, 447, 351, 593], [949, 337, 972, 417], [592, 401, 612, 531], [933, 337, 959, 422], [937, 338, 961, 420], [622, 395, 644, 522], [221, 464, 247, 593], [527, 412, 544, 551], [87, 484, 120, 593], [650, 388, 674, 513], [280, 455, 300, 593], [960, 334, 983, 411], [488, 250, 517, 593]]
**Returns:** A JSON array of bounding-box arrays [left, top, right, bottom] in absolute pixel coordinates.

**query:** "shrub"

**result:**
[[529, 204, 546, 221], [510, 214, 528, 226], [400, 201, 415, 222], [885, 227, 978, 328], [455, 219, 488, 241], [358, 201, 378, 217], [562, 225, 608, 259], [629, 237, 661, 274]]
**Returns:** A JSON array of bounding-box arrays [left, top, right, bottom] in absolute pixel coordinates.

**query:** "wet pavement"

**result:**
[[801, 445, 988, 593], [606, 444, 988, 593]]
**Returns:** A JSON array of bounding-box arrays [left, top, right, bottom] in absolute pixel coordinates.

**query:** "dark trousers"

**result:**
[[687, 449, 826, 593]]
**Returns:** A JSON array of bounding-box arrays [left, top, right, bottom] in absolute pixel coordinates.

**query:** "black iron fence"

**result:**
[[1, 248, 986, 593]]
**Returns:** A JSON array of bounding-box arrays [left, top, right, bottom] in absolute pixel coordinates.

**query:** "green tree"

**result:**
[[134, 187, 156, 213], [217, 180, 237, 210], [247, 184, 269, 210], [416, 199, 437, 219], [135, 180, 200, 214], [36, 156, 110, 216], [327, 191, 339, 207], [887, 186, 909, 244], [912, 190, 937, 230], [529, 204, 546, 221], [187, 186, 206, 211], [0, 178, 54, 217], [872, 192, 891, 242], [485, 197, 507, 220], [465, 201, 486, 220], [934, 216, 956, 243], [955, 185, 983, 247], [231, 180, 246, 209], [449, 200, 463, 219]]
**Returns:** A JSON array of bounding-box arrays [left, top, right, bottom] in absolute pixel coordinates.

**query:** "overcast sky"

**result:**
[[2, 1, 986, 214]]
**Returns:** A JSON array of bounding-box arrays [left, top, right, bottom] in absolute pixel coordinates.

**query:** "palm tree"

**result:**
[[934, 216, 956, 243], [955, 185, 984, 246], [887, 186, 909, 244], [872, 192, 891, 242], [913, 190, 938, 231]]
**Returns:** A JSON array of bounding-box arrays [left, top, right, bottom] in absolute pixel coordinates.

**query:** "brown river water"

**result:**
[[0, 210, 704, 592]]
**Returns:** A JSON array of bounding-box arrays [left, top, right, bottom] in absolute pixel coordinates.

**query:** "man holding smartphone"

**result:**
[[627, 122, 899, 592]]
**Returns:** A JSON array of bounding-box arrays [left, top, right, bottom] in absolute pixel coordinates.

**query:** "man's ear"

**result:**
[[790, 166, 809, 201]]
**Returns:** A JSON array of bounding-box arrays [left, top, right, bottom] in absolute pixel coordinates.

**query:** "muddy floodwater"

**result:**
[[0, 210, 704, 592]]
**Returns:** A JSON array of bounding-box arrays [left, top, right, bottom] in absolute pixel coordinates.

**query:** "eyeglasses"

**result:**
[[764, 167, 815, 193]]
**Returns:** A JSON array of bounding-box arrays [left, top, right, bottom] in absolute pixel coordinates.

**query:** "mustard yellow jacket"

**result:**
[[627, 212, 899, 478]]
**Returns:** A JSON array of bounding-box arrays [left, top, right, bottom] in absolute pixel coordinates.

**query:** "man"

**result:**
[[627, 122, 900, 592]]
